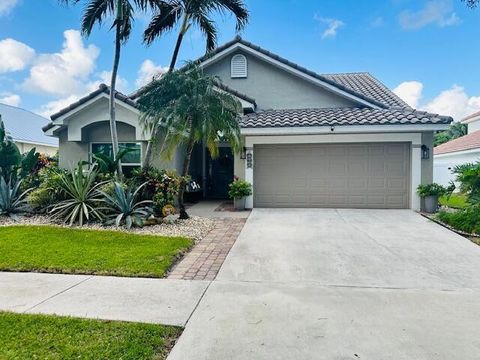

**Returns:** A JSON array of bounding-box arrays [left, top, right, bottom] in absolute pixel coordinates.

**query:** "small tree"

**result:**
[[137, 66, 242, 219]]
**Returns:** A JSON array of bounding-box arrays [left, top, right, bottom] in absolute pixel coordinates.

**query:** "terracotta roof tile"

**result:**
[[434, 130, 480, 155]]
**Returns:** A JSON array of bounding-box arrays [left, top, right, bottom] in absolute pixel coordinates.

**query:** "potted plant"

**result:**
[[228, 177, 252, 211], [417, 183, 448, 213]]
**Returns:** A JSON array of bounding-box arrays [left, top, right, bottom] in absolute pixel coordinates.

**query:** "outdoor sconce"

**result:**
[[240, 147, 247, 160], [421, 145, 430, 160]]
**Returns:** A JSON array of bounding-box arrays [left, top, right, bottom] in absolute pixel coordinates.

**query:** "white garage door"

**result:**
[[254, 143, 410, 209]]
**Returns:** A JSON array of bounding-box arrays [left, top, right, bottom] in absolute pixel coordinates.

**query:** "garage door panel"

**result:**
[[254, 143, 410, 209]]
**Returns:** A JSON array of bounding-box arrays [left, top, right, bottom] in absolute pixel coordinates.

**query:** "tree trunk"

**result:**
[[110, 2, 123, 177], [178, 135, 195, 220], [169, 14, 189, 72]]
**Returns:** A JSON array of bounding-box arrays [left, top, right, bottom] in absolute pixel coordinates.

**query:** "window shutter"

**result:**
[[231, 54, 248, 78]]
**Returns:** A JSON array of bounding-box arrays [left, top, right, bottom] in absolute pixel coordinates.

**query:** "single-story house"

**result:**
[[43, 36, 452, 211], [0, 103, 58, 156], [434, 112, 480, 186]]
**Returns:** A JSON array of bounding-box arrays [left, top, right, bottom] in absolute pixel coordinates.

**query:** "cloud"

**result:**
[[88, 70, 129, 94], [0, 0, 19, 16], [393, 81, 424, 108], [135, 59, 168, 88], [0, 38, 35, 73], [23, 29, 100, 96], [394, 81, 480, 121], [399, 0, 461, 30], [35, 95, 80, 118], [370, 16, 385, 28], [0, 93, 21, 106], [314, 15, 345, 39]]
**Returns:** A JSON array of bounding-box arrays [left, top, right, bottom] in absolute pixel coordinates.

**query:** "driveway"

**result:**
[[168, 209, 480, 360]]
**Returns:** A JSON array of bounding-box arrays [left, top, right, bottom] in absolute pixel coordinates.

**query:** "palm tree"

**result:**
[[137, 65, 242, 219], [141, 0, 248, 168], [59, 0, 158, 176], [143, 0, 249, 72]]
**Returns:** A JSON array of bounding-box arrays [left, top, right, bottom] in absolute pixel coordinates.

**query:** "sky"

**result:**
[[0, 0, 479, 121]]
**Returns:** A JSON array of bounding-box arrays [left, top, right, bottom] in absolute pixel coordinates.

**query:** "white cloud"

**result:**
[[314, 15, 345, 39], [23, 29, 100, 96], [135, 59, 168, 88], [393, 81, 424, 108], [370, 16, 385, 28], [35, 95, 80, 118], [394, 81, 480, 121], [88, 70, 129, 94], [0, 93, 20, 106], [0, 0, 19, 16], [0, 38, 35, 73], [399, 0, 461, 30]]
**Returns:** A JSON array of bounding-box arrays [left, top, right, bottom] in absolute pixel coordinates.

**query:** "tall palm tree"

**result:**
[[141, 0, 248, 168], [143, 0, 249, 72], [137, 65, 242, 219], [59, 0, 158, 176]]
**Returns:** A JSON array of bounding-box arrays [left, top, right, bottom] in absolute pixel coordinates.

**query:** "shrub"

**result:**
[[437, 204, 480, 235], [50, 163, 105, 226], [27, 165, 66, 212], [228, 178, 252, 199], [99, 182, 153, 229], [453, 162, 480, 203], [0, 178, 31, 219], [417, 183, 449, 198]]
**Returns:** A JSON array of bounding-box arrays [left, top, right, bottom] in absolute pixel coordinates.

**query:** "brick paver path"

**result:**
[[168, 218, 246, 280]]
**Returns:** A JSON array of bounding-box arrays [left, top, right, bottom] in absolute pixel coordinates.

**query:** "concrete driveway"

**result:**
[[169, 209, 480, 360]]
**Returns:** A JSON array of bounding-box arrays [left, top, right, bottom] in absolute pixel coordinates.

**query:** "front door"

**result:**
[[207, 147, 234, 199]]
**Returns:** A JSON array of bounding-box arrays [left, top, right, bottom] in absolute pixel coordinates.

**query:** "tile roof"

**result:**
[[0, 103, 58, 146], [434, 130, 480, 155], [322, 72, 410, 109], [241, 108, 453, 128]]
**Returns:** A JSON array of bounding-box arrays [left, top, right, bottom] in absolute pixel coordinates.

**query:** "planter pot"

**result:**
[[234, 197, 246, 211], [424, 195, 439, 213]]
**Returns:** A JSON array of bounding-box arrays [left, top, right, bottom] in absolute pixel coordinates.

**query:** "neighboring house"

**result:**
[[0, 103, 58, 156], [434, 112, 480, 186], [43, 36, 452, 211]]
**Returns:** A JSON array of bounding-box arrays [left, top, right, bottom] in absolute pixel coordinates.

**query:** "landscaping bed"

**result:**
[[0, 312, 182, 360], [0, 225, 195, 278]]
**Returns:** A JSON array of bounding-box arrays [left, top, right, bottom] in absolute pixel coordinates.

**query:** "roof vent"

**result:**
[[231, 54, 247, 78]]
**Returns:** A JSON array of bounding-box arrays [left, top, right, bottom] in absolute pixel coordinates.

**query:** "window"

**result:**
[[91, 142, 142, 175], [231, 54, 248, 78]]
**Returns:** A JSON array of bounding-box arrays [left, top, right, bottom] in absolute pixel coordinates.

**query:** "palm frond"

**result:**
[[144, 1, 182, 44]]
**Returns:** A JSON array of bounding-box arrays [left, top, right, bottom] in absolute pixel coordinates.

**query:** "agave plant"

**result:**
[[99, 182, 153, 229], [50, 162, 105, 226], [0, 177, 31, 219]]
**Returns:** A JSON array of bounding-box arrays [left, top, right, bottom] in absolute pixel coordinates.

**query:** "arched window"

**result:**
[[231, 54, 248, 78]]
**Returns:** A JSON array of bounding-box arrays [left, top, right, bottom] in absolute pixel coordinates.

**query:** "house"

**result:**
[[43, 36, 452, 211], [0, 103, 58, 156], [434, 112, 480, 186]]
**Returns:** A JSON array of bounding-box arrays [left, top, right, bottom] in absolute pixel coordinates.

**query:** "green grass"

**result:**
[[0, 312, 182, 360], [437, 205, 480, 235], [439, 193, 469, 209], [0, 226, 192, 278]]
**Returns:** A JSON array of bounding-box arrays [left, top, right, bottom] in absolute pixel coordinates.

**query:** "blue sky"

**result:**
[[0, 0, 479, 121]]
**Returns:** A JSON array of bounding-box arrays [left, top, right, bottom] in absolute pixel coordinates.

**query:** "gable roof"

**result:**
[[241, 108, 452, 128], [0, 103, 58, 147], [434, 130, 480, 155], [194, 36, 400, 109]]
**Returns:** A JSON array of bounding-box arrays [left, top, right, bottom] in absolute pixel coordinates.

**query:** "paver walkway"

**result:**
[[169, 218, 246, 280]]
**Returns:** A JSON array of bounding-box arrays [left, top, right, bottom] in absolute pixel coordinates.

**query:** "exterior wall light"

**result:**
[[421, 145, 430, 159]]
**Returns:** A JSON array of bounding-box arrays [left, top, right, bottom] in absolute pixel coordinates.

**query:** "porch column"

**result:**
[[411, 144, 422, 211], [245, 147, 254, 209]]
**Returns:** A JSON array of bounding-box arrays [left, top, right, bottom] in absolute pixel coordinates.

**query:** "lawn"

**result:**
[[0, 312, 182, 360], [439, 193, 468, 209], [0, 226, 193, 278]]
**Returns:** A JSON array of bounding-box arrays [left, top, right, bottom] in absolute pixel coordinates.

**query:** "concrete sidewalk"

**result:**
[[0, 272, 209, 326]]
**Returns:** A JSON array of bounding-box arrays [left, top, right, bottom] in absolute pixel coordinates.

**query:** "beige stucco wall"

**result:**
[[204, 51, 357, 110]]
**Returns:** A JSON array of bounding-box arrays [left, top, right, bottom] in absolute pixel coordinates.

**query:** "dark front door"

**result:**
[[207, 147, 234, 199]]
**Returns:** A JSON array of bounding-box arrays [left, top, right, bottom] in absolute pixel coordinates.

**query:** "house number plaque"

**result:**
[[246, 152, 253, 169]]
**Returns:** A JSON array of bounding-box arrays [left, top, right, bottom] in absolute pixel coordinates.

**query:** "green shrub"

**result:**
[[26, 166, 66, 212], [228, 178, 252, 199], [417, 183, 449, 198], [437, 205, 480, 235], [453, 162, 480, 203]]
